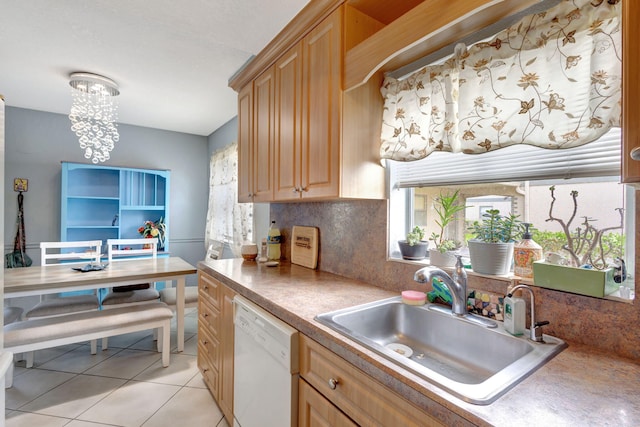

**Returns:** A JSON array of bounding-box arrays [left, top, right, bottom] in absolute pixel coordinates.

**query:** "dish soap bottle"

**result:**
[[504, 286, 525, 336], [267, 221, 281, 261], [513, 223, 542, 278]]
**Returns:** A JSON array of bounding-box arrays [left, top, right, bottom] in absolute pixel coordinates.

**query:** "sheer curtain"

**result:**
[[204, 142, 253, 256], [380, 0, 621, 161]]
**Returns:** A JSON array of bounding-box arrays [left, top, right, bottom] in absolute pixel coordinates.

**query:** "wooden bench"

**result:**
[[4, 302, 173, 388]]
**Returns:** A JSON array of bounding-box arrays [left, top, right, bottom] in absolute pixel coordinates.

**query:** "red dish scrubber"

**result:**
[[401, 290, 426, 306]]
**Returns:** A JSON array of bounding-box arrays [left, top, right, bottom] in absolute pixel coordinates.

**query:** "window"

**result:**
[[387, 128, 635, 300]]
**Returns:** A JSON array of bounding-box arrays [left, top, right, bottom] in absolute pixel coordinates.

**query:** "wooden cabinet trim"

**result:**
[[229, 0, 343, 91], [622, 0, 640, 182], [343, 0, 540, 90]]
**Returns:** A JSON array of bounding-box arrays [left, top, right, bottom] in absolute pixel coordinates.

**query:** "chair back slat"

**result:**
[[40, 241, 102, 267], [107, 238, 158, 263]]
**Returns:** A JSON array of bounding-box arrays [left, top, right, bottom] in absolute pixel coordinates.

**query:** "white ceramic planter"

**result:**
[[468, 239, 514, 275], [428, 249, 457, 267]]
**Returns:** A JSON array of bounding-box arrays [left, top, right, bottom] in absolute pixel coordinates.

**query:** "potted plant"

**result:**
[[467, 209, 524, 275], [398, 226, 428, 260], [429, 190, 465, 267], [532, 186, 624, 297]]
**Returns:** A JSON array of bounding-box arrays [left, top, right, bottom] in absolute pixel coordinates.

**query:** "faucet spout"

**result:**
[[507, 284, 549, 342], [414, 266, 467, 316]]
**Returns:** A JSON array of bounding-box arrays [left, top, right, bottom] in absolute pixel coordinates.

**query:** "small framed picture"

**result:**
[[13, 178, 28, 192]]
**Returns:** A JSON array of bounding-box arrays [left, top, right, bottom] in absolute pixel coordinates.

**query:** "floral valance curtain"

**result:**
[[380, 0, 621, 161], [204, 142, 253, 256]]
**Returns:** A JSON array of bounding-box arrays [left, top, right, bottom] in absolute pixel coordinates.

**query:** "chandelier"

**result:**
[[68, 72, 120, 164]]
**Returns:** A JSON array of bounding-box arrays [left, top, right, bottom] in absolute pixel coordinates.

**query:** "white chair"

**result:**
[[24, 240, 103, 367], [159, 286, 198, 312], [101, 238, 161, 349]]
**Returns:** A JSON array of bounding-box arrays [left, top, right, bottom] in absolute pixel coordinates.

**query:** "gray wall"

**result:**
[[4, 107, 209, 285]]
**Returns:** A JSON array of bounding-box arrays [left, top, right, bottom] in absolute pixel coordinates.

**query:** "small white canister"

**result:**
[[241, 243, 258, 261]]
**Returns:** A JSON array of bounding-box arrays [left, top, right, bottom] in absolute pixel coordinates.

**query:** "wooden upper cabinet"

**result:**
[[274, 44, 302, 200], [237, 84, 253, 203], [273, 9, 342, 201], [622, 0, 640, 183], [300, 10, 342, 199], [252, 68, 275, 201], [238, 69, 275, 202]]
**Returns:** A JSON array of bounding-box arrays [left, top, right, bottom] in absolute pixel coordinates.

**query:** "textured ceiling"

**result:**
[[0, 0, 309, 136]]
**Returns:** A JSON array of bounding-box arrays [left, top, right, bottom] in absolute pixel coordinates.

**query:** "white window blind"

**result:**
[[390, 127, 621, 188]]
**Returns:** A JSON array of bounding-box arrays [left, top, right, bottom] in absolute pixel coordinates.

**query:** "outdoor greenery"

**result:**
[[532, 230, 624, 261], [544, 185, 624, 268]]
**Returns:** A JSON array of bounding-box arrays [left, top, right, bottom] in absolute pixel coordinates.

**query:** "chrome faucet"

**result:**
[[414, 256, 467, 316], [414, 256, 497, 328], [507, 284, 549, 342]]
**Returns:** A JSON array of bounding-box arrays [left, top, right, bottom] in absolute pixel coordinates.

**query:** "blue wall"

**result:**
[[4, 107, 209, 283]]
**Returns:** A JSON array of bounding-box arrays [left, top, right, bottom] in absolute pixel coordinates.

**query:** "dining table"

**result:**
[[4, 256, 197, 352]]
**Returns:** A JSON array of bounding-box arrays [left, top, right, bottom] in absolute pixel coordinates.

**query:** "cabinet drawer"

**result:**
[[198, 293, 220, 336], [198, 272, 221, 307], [198, 324, 220, 369], [198, 339, 219, 398], [299, 335, 444, 427]]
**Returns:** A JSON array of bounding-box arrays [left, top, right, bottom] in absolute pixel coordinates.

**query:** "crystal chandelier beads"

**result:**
[[68, 72, 120, 164]]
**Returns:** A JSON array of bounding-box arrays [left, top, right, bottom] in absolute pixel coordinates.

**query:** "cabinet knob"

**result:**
[[328, 378, 339, 390], [203, 340, 208, 345], [301, 187, 309, 193], [631, 147, 640, 161], [293, 187, 299, 193]]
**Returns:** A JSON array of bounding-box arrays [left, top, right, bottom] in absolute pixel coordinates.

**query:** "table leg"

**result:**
[[176, 277, 185, 352]]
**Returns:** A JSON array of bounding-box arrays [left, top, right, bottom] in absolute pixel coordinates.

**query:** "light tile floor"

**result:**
[[5, 309, 230, 427]]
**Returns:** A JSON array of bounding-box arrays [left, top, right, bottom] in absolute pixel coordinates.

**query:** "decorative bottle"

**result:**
[[513, 223, 543, 278], [267, 221, 281, 261]]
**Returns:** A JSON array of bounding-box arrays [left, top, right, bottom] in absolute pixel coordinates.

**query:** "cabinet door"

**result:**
[[274, 44, 303, 201], [238, 84, 254, 202], [253, 68, 275, 202], [622, 1, 640, 182], [299, 378, 357, 427], [219, 284, 236, 424], [300, 9, 342, 199]]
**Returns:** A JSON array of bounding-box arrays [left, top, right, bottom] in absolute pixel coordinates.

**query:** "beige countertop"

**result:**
[[199, 258, 640, 427]]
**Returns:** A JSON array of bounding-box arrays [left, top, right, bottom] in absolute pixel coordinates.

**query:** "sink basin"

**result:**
[[315, 296, 566, 404]]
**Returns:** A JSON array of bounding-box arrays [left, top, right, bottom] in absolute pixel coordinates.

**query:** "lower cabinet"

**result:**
[[299, 378, 357, 427], [197, 271, 235, 424], [299, 334, 445, 427]]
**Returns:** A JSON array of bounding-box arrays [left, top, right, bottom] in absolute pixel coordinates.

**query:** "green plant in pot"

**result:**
[[467, 209, 525, 275], [429, 190, 465, 267], [398, 226, 429, 260]]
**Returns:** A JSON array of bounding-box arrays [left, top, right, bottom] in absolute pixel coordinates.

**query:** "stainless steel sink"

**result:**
[[315, 296, 566, 404]]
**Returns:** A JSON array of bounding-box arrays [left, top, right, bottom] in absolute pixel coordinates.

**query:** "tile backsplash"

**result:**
[[271, 199, 640, 361]]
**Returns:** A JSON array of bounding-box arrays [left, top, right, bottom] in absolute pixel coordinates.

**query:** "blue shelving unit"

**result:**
[[61, 162, 170, 252]]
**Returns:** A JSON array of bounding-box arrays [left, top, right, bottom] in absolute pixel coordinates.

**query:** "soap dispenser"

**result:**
[[514, 223, 543, 278], [503, 286, 525, 336]]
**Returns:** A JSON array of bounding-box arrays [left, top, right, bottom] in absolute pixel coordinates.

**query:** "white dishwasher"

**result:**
[[233, 295, 299, 427]]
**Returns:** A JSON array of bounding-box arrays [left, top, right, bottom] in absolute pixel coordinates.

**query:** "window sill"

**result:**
[[387, 256, 635, 304]]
